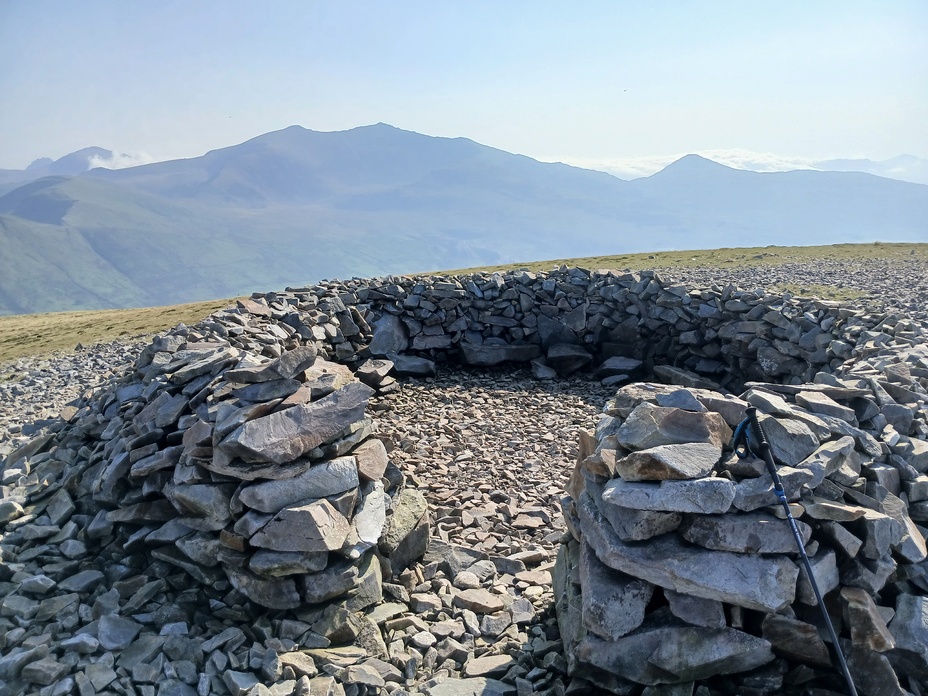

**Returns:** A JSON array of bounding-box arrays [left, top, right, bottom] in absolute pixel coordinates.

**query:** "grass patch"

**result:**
[[0, 298, 239, 364], [439, 242, 928, 275]]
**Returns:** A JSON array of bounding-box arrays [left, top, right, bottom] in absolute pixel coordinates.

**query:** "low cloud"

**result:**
[[87, 151, 157, 170]]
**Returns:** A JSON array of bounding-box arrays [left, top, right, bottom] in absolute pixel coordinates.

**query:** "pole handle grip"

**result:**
[[745, 407, 770, 452]]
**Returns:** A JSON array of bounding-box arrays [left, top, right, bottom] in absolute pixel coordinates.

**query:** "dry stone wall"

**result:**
[[557, 361, 928, 694], [1, 265, 927, 696]]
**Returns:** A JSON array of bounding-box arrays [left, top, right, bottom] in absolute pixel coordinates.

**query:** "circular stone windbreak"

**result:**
[[1, 267, 926, 696]]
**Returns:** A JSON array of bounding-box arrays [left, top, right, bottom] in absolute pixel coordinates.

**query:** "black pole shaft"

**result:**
[[745, 407, 858, 696]]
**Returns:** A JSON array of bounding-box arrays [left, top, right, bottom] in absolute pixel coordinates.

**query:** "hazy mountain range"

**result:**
[[813, 155, 928, 186], [1, 124, 926, 315]]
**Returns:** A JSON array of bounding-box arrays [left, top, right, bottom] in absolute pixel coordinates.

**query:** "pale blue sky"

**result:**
[[0, 1, 925, 170]]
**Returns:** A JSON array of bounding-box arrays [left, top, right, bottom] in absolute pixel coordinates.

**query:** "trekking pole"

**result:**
[[733, 406, 858, 696]]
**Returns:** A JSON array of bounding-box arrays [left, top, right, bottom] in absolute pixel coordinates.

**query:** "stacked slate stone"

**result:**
[[555, 339, 928, 695], [91, 307, 431, 616], [244, 268, 923, 399], [1, 291, 431, 617]]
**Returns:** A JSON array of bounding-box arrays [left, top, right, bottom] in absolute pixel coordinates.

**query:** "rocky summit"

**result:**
[[1, 262, 928, 696]]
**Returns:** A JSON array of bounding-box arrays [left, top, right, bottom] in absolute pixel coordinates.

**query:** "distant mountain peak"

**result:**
[[21, 147, 117, 176], [26, 157, 54, 170], [648, 153, 738, 179], [669, 153, 733, 169]]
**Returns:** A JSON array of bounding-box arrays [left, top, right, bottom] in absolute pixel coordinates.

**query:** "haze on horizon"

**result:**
[[1, 1, 926, 179]]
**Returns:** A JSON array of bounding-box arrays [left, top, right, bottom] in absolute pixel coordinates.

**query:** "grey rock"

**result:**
[[664, 589, 726, 628], [819, 519, 864, 557], [299, 359, 356, 399], [655, 389, 706, 412], [577, 625, 773, 685], [175, 532, 222, 567], [115, 634, 166, 670], [151, 545, 223, 584], [423, 677, 516, 696], [841, 586, 895, 652], [98, 615, 143, 650], [85, 662, 118, 690], [680, 512, 812, 554], [546, 343, 593, 376], [238, 456, 360, 512], [218, 382, 374, 466], [369, 313, 409, 355], [421, 539, 487, 577], [652, 365, 721, 390], [355, 358, 394, 387], [695, 391, 748, 426], [463, 654, 515, 677], [796, 389, 858, 423], [20, 574, 56, 594], [888, 594, 928, 675], [617, 402, 732, 451], [460, 342, 541, 366], [387, 352, 436, 376], [45, 488, 75, 526], [345, 481, 386, 556], [34, 593, 79, 621], [223, 671, 259, 696], [580, 540, 653, 640], [225, 345, 316, 382], [301, 557, 359, 604], [880, 491, 927, 562], [615, 442, 722, 481], [796, 548, 839, 605], [599, 502, 682, 542], [795, 435, 856, 487], [732, 467, 817, 512], [231, 377, 301, 402], [343, 550, 384, 612], [250, 499, 351, 553], [537, 313, 579, 349], [754, 413, 820, 467], [225, 566, 300, 610], [845, 641, 908, 696], [856, 508, 905, 561], [60, 633, 100, 654], [0, 499, 24, 524], [595, 356, 644, 379], [21, 655, 68, 685], [761, 614, 832, 667], [0, 645, 48, 681], [603, 477, 735, 514], [249, 549, 328, 576], [158, 679, 198, 696], [169, 483, 235, 521], [580, 494, 798, 612], [58, 569, 105, 592], [530, 357, 558, 380]]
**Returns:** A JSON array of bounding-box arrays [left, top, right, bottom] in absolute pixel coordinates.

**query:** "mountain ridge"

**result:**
[[1, 124, 926, 315]]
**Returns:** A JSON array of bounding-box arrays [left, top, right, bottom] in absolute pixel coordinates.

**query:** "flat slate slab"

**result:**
[[218, 382, 374, 466], [602, 477, 735, 515]]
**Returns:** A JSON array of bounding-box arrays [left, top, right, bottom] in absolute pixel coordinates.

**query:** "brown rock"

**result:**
[[453, 588, 505, 614]]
